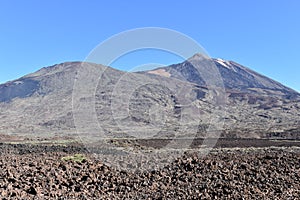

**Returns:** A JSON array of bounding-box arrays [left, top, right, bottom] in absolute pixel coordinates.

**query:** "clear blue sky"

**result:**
[[1, 0, 299, 91]]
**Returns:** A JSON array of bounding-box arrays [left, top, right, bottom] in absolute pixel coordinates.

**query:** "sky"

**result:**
[[0, 0, 299, 91]]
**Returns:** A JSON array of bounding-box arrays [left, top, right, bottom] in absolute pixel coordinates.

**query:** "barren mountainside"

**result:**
[[0, 55, 299, 139]]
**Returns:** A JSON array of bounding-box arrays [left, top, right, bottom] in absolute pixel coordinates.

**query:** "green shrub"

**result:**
[[61, 154, 86, 162]]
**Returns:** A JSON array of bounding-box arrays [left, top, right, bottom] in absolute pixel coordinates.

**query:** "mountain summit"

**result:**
[[147, 55, 297, 96], [0, 56, 299, 139]]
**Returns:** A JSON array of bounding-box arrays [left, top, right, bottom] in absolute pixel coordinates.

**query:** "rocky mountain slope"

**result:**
[[161, 56, 296, 95], [144, 55, 300, 138], [0, 55, 299, 139]]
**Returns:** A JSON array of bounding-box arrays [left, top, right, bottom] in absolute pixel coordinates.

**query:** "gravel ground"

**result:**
[[0, 143, 299, 199]]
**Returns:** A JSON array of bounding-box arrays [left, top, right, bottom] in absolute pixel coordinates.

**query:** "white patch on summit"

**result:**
[[14, 81, 23, 85], [215, 59, 237, 72]]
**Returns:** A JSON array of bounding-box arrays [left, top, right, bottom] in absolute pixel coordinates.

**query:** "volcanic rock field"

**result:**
[[0, 141, 299, 199]]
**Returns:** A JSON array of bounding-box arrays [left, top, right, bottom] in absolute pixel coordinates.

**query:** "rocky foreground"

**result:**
[[0, 142, 299, 199]]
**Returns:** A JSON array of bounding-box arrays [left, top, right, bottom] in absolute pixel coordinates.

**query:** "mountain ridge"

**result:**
[[0, 55, 299, 139], [144, 56, 298, 97]]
